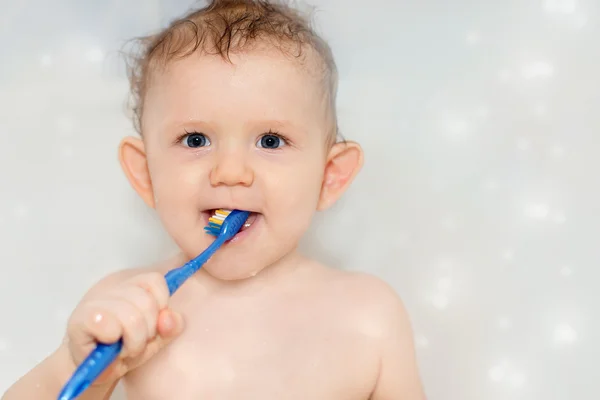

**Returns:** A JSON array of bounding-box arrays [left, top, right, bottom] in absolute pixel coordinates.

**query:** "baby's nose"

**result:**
[[209, 150, 254, 187]]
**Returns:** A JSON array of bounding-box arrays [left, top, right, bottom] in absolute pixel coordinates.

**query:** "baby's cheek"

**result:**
[[153, 168, 203, 204], [275, 186, 320, 231]]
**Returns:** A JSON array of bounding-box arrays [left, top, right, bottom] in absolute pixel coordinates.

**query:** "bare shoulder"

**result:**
[[317, 266, 426, 399], [79, 253, 184, 302], [322, 267, 410, 329]]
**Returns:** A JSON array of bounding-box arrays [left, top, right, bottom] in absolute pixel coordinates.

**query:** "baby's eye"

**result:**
[[257, 134, 285, 149], [181, 133, 210, 148]]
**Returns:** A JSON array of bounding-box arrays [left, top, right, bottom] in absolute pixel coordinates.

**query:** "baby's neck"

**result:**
[[191, 248, 307, 295]]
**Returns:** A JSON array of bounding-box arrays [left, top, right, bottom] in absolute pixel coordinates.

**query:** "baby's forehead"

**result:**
[[142, 48, 332, 134], [150, 44, 327, 91]]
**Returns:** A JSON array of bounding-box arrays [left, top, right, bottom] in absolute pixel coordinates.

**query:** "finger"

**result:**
[[94, 361, 121, 386], [67, 302, 123, 363], [71, 302, 123, 343], [99, 299, 149, 359], [128, 272, 170, 310], [111, 285, 159, 340], [132, 309, 184, 364], [157, 309, 185, 339]]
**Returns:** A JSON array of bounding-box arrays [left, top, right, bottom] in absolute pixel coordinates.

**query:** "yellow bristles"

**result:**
[[208, 209, 232, 226]]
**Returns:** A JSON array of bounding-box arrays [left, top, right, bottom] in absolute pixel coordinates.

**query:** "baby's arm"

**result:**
[[1, 346, 118, 400], [369, 282, 426, 400], [2, 268, 143, 400]]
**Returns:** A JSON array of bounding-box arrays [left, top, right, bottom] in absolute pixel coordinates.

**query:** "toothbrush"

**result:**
[[57, 209, 250, 400]]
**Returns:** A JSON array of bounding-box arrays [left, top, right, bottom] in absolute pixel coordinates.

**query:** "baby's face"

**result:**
[[140, 49, 333, 280]]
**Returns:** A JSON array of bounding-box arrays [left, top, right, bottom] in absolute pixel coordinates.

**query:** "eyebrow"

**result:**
[[246, 119, 298, 130], [167, 118, 303, 133]]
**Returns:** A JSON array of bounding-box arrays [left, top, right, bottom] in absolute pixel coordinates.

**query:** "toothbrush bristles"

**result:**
[[205, 209, 232, 236]]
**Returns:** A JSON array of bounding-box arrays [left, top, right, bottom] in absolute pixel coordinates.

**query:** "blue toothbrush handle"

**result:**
[[57, 340, 123, 400], [164, 236, 226, 295]]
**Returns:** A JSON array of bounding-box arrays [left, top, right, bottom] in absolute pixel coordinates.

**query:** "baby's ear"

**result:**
[[317, 140, 364, 211], [119, 136, 155, 208]]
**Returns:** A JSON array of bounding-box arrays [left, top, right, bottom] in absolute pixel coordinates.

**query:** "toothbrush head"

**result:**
[[204, 209, 250, 240]]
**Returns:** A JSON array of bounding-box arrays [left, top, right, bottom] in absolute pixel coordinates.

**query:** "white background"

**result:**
[[1, 1, 598, 399]]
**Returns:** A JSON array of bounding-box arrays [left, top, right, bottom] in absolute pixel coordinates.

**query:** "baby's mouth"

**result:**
[[204, 209, 259, 232], [240, 211, 258, 231]]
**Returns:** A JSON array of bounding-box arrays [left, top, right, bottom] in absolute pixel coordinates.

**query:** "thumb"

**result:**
[[136, 309, 185, 361], [156, 308, 185, 339]]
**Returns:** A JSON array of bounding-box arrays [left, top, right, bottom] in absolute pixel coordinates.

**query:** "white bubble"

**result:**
[[549, 144, 565, 159], [61, 145, 74, 158], [517, 137, 530, 151], [441, 215, 458, 231], [437, 258, 454, 271], [440, 112, 469, 140], [466, 31, 481, 45], [416, 335, 429, 349], [437, 277, 453, 291], [13, 204, 30, 220], [554, 324, 577, 344], [482, 179, 499, 192], [534, 104, 547, 116], [432, 293, 449, 310], [502, 249, 515, 262], [560, 266, 573, 277], [521, 61, 554, 79], [476, 106, 490, 119], [489, 364, 506, 382], [551, 211, 567, 224], [55, 115, 76, 136], [543, 0, 577, 14], [86, 47, 104, 63], [573, 13, 588, 28], [395, 231, 411, 247], [41, 54, 53, 67], [524, 203, 550, 220], [497, 317, 512, 330], [498, 69, 512, 82], [55, 308, 70, 323], [488, 360, 527, 387], [508, 371, 527, 387]]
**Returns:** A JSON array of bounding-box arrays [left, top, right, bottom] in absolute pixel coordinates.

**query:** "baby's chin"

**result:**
[[202, 262, 264, 281], [176, 240, 265, 281]]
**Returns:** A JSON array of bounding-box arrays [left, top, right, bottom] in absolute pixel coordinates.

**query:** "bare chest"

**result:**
[[122, 294, 379, 399]]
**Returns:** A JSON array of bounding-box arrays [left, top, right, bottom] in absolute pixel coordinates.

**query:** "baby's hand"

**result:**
[[65, 272, 184, 385]]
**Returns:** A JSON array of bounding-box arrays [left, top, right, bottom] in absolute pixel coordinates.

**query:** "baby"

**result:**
[[3, 1, 425, 399]]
